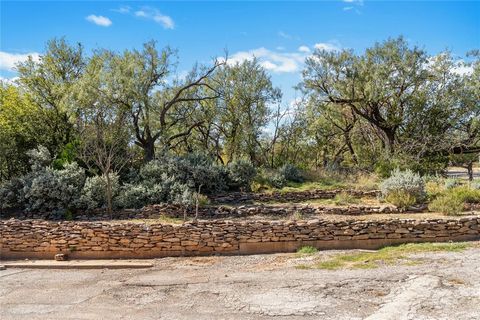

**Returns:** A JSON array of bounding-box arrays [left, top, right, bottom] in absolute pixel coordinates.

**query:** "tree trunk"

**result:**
[[105, 173, 113, 219], [345, 133, 358, 165], [467, 162, 474, 181], [383, 128, 396, 155], [143, 138, 156, 162]]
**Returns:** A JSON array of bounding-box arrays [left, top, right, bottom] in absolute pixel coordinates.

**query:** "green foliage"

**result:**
[[52, 142, 78, 169], [141, 154, 227, 194], [333, 192, 359, 206], [428, 186, 480, 215], [385, 190, 417, 209], [307, 242, 469, 270], [0, 84, 46, 180], [471, 181, 480, 190], [0, 177, 25, 210], [448, 186, 480, 203], [380, 169, 426, 207], [75, 174, 120, 210], [444, 178, 461, 190], [425, 180, 445, 200], [226, 160, 256, 191], [297, 246, 318, 254], [115, 183, 169, 209], [428, 194, 464, 216], [23, 162, 85, 212], [278, 163, 304, 183]]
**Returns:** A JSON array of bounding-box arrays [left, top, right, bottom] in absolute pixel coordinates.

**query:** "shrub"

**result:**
[[141, 154, 227, 194], [266, 172, 287, 189], [226, 160, 256, 191], [447, 186, 480, 204], [0, 177, 25, 210], [74, 173, 120, 210], [428, 194, 464, 216], [333, 192, 359, 206], [425, 180, 444, 200], [115, 179, 173, 209], [23, 162, 85, 212], [380, 169, 426, 207], [169, 182, 195, 206], [385, 190, 417, 209], [470, 180, 480, 190], [353, 173, 379, 191], [26, 146, 52, 171], [297, 246, 318, 254], [278, 163, 304, 183], [444, 178, 461, 190]]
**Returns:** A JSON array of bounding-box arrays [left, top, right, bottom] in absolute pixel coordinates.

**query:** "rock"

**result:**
[[54, 253, 68, 261]]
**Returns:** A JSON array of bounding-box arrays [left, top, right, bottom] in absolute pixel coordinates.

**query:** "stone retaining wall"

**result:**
[[3, 203, 402, 221], [1, 217, 479, 259], [210, 189, 380, 203]]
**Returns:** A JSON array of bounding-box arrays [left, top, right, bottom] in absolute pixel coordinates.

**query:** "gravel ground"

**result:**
[[1, 242, 480, 320]]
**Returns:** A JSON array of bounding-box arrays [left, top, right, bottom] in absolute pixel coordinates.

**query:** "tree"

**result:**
[[74, 57, 131, 215], [301, 37, 480, 173], [16, 38, 85, 156], [0, 84, 46, 180], [214, 59, 281, 164], [303, 37, 430, 155], [84, 42, 224, 161]]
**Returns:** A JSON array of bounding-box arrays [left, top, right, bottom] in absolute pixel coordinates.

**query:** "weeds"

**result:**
[[297, 242, 469, 270], [297, 246, 318, 255]]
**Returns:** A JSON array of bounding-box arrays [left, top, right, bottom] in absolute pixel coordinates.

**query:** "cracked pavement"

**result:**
[[1, 243, 480, 319]]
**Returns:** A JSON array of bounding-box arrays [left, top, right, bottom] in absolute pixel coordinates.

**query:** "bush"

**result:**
[[141, 154, 227, 194], [428, 194, 464, 216], [226, 160, 256, 191], [297, 246, 318, 254], [278, 164, 304, 183], [266, 172, 287, 189], [0, 177, 25, 210], [425, 178, 445, 200], [23, 162, 85, 212], [470, 180, 480, 190], [447, 186, 480, 204], [334, 192, 359, 206], [26, 146, 52, 171], [74, 173, 120, 210], [380, 169, 426, 207], [115, 182, 168, 209], [385, 190, 417, 209], [444, 178, 461, 190], [353, 173, 379, 191]]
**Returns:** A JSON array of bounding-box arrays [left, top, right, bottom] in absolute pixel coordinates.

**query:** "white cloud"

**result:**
[[452, 64, 474, 76], [0, 51, 40, 71], [278, 31, 292, 40], [113, 6, 130, 14], [225, 47, 306, 73], [342, 0, 363, 4], [134, 7, 174, 29], [314, 43, 341, 52], [224, 41, 341, 73], [86, 14, 112, 27], [298, 45, 311, 53], [0, 76, 19, 85], [342, 0, 363, 13]]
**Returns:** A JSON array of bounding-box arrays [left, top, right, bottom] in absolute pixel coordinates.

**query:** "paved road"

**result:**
[[1, 244, 480, 320]]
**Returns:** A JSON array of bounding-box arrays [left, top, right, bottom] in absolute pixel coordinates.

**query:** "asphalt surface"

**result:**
[[1, 242, 480, 320]]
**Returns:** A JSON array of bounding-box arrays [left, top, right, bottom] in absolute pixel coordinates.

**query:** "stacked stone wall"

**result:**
[[1, 217, 478, 259]]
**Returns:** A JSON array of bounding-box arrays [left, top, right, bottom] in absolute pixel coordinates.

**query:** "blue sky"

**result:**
[[1, 0, 479, 103]]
